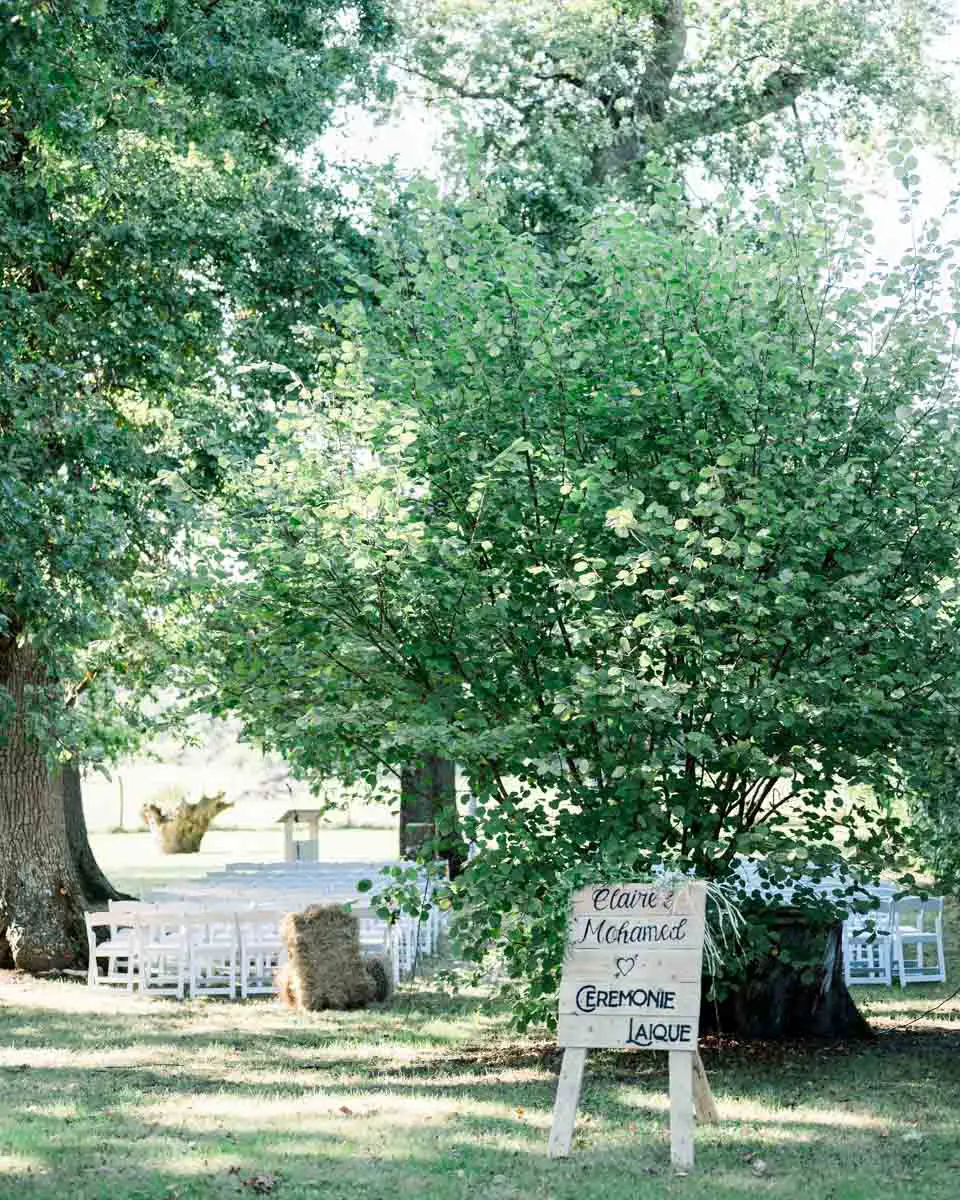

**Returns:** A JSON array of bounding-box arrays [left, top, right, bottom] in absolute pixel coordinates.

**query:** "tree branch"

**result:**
[[672, 67, 806, 144]]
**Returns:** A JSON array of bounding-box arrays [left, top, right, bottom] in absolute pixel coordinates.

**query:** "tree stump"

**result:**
[[700, 908, 871, 1040], [141, 792, 232, 854]]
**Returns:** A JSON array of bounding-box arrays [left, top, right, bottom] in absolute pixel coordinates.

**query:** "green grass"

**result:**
[[1, 950, 959, 1200]]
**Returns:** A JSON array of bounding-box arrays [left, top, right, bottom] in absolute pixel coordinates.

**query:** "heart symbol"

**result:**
[[615, 956, 637, 979]]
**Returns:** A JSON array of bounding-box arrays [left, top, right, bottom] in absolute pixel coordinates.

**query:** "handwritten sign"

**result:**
[[558, 881, 705, 1052], [548, 881, 710, 1167]]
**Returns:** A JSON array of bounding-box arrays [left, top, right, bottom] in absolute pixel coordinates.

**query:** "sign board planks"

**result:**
[[557, 1014, 698, 1049], [570, 882, 703, 917], [548, 880, 710, 1168], [559, 947, 702, 983], [566, 911, 705, 950], [559, 976, 702, 1013]]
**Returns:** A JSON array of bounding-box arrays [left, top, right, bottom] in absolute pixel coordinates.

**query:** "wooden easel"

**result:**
[[547, 1046, 718, 1165], [549, 880, 714, 1167]]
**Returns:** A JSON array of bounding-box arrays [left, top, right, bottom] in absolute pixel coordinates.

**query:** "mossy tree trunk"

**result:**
[[61, 763, 131, 906], [0, 639, 87, 971]]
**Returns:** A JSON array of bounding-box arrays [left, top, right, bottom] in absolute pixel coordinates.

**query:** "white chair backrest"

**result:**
[[895, 896, 943, 931], [235, 909, 286, 945], [844, 897, 893, 938]]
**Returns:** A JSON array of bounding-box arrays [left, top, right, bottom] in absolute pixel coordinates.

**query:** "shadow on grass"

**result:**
[[2, 986, 960, 1199], [0, 995, 494, 1057], [2, 1064, 958, 1200]]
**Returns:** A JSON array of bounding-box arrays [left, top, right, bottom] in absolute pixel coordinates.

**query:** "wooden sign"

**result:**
[[548, 881, 715, 1168]]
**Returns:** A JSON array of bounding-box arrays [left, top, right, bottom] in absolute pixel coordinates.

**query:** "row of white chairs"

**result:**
[[156, 859, 448, 976], [85, 861, 447, 999], [843, 894, 946, 988], [144, 890, 435, 984], [728, 861, 947, 990], [85, 904, 294, 1000], [222, 861, 405, 874]]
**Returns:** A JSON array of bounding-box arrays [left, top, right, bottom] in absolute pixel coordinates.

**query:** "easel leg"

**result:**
[[692, 1050, 719, 1123], [547, 1047, 587, 1158], [669, 1050, 695, 1169]]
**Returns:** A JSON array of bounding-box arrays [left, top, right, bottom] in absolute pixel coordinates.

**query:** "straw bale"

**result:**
[[280, 905, 377, 1011], [276, 963, 297, 1009]]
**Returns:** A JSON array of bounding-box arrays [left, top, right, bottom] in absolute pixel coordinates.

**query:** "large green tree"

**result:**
[[189, 161, 960, 1026], [391, 0, 956, 224], [378, 0, 960, 839], [0, 0, 390, 970]]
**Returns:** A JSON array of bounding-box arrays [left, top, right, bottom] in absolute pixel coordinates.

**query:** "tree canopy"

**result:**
[[0, 0, 390, 968], [1, 0, 391, 746], [388, 0, 957, 225], [187, 158, 960, 1022]]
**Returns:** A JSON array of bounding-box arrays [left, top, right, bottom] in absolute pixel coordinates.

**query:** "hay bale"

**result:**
[[280, 905, 376, 1011], [275, 963, 297, 1009]]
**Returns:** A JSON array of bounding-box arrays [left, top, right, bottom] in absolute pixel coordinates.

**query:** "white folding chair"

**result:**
[[186, 910, 239, 999], [85, 910, 138, 991], [355, 913, 396, 983], [842, 897, 894, 987], [136, 910, 188, 999], [236, 908, 286, 997], [395, 916, 418, 979], [894, 897, 946, 986]]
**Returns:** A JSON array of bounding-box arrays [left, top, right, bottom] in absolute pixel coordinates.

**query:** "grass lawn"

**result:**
[[1, 936, 959, 1200]]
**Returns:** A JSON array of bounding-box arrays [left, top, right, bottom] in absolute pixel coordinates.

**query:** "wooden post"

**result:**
[[669, 1051, 695, 1169], [692, 1051, 719, 1123], [305, 815, 319, 862], [282, 818, 294, 862], [547, 1048, 587, 1158]]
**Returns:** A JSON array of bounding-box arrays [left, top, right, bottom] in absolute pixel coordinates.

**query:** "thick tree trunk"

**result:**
[[400, 756, 468, 879], [61, 763, 132, 905], [700, 910, 871, 1040], [0, 639, 88, 971]]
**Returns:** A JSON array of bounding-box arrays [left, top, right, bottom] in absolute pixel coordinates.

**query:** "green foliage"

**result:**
[[902, 736, 960, 890], [0, 0, 390, 757], [390, 0, 956, 224], [190, 160, 960, 1023]]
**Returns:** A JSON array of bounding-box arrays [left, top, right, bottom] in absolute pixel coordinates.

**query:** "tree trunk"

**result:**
[[0, 639, 88, 971], [400, 756, 468, 879], [700, 910, 871, 1040], [61, 763, 132, 905], [142, 792, 231, 853]]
